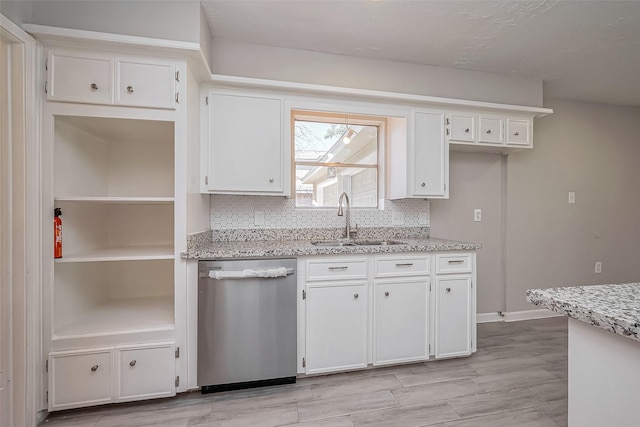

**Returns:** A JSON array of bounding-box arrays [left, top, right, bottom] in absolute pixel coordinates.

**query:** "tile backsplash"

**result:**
[[209, 195, 430, 230]]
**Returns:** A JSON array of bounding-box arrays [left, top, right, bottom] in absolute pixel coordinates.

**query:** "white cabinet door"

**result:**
[[116, 59, 176, 109], [506, 118, 532, 146], [115, 343, 176, 402], [48, 52, 113, 105], [207, 92, 285, 194], [435, 276, 472, 358], [373, 280, 429, 365], [478, 116, 504, 144], [413, 110, 448, 198], [448, 113, 475, 143], [49, 348, 113, 411], [305, 282, 368, 374]]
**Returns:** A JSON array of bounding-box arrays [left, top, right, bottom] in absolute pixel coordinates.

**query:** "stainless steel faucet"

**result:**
[[338, 192, 357, 238]]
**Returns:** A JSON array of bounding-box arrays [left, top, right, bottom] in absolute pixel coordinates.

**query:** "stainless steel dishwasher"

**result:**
[[198, 258, 297, 393]]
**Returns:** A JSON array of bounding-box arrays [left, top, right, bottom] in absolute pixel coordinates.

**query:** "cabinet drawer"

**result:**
[[48, 52, 113, 105], [436, 253, 472, 274], [448, 113, 475, 142], [374, 256, 430, 277], [49, 348, 113, 411], [478, 116, 504, 144], [506, 118, 531, 145], [116, 60, 176, 109], [306, 258, 368, 281], [115, 343, 175, 402]]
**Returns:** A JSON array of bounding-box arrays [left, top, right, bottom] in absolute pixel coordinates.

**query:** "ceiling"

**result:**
[[201, 0, 640, 107]]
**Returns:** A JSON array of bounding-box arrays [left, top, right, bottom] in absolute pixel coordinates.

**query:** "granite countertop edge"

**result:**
[[526, 283, 640, 343], [182, 237, 481, 260]]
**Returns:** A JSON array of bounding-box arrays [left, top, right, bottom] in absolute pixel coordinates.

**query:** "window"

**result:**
[[293, 111, 381, 208]]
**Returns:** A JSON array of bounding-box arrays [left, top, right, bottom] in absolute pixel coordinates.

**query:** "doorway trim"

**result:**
[[0, 13, 40, 427]]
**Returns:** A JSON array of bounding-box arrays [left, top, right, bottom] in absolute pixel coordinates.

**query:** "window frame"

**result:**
[[291, 109, 386, 209]]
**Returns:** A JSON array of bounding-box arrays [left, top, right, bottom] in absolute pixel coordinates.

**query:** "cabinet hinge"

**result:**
[[175, 70, 180, 82], [175, 376, 180, 387], [175, 347, 180, 358], [45, 359, 48, 373], [429, 283, 432, 292], [175, 92, 180, 104], [446, 117, 450, 125], [44, 81, 48, 94], [45, 391, 48, 403], [45, 58, 48, 71], [302, 290, 306, 300], [428, 344, 431, 353], [471, 280, 473, 288], [204, 176, 208, 185], [444, 183, 447, 191], [446, 128, 450, 136], [302, 357, 306, 368], [205, 96, 209, 106]]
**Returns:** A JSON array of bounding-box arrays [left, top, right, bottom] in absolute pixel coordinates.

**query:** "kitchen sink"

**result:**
[[311, 240, 406, 247], [311, 241, 357, 247], [354, 240, 406, 246]]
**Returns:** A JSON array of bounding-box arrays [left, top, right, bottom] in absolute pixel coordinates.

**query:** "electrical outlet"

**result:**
[[474, 209, 482, 222], [392, 211, 405, 225], [418, 213, 428, 225], [254, 211, 265, 226], [595, 261, 602, 274], [568, 192, 576, 204]]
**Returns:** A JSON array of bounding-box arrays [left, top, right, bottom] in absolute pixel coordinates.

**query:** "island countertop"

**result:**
[[526, 283, 640, 342]]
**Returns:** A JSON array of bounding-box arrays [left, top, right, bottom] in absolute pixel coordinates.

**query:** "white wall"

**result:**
[[29, 1, 201, 42], [211, 40, 543, 107], [506, 99, 640, 311]]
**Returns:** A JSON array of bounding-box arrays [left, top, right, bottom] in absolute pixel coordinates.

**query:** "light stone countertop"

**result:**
[[182, 236, 481, 260], [526, 283, 640, 342]]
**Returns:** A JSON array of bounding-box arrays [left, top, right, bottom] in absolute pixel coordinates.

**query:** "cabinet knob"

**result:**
[[465, 128, 470, 133], [421, 182, 426, 187], [354, 293, 359, 299], [90, 365, 99, 372], [129, 360, 136, 367], [269, 178, 274, 183], [514, 131, 520, 136], [384, 291, 390, 297], [486, 129, 492, 134], [90, 83, 98, 90], [127, 86, 134, 93], [445, 287, 451, 293]]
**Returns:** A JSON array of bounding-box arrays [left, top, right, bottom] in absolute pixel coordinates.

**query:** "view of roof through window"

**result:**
[[294, 118, 378, 208]]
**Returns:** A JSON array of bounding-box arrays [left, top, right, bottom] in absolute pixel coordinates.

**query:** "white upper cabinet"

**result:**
[[47, 50, 178, 109], [115, 59, 177, 109], [447, 111, 534, 151], [388, 109, 449, 200], [202, 89, 288, 195]]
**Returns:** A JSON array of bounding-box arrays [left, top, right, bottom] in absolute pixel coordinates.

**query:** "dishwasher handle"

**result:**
[[200, 267, 294, 279]]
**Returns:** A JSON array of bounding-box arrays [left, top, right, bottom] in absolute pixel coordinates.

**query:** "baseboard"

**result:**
[[476, 312, 504, 323], [503, 309, 562, 322], [477, 309, 562, 323]]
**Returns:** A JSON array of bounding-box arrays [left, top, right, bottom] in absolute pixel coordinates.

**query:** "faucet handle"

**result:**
[[349, 223, 359, 238]]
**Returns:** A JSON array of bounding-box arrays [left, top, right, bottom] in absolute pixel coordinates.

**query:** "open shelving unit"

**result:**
[[49, 113, 177, 348]]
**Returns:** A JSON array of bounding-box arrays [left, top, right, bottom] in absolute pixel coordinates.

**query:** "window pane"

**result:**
[[295, 121, 377, 165], [295, 166, 377, 208]]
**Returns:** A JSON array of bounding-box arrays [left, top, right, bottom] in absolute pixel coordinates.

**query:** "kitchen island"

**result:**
[[526, 283, 640, 427]]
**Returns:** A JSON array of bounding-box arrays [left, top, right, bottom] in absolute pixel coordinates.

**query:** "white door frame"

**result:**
[[0, 14, 41, 427]]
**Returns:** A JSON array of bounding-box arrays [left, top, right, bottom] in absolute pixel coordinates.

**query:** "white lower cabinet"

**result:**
[[434, 276, 472, 358], [49, 342, 175, 411], [49, 348, 113, 411], [300, 252, 475, 375], [373, 279, 429, 365], [305, 282, 368, 374], [115, 343, 176, 402]]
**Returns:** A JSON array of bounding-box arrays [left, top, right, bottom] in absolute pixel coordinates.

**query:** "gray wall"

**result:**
[[506, 99, 640, 311], [430, 152, 505, 314], [29, 1, 201, 42], [1, 1, 32, 26], [211, 40, 543, 107]]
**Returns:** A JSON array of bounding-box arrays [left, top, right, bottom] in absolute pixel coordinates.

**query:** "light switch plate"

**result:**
[[254, 211, 265, 226], [392, 211, 405, 225], [568, 192, 576, 204]]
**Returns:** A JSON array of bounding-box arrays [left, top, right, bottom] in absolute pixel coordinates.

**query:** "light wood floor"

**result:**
[[42, 317, 568, 427]]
